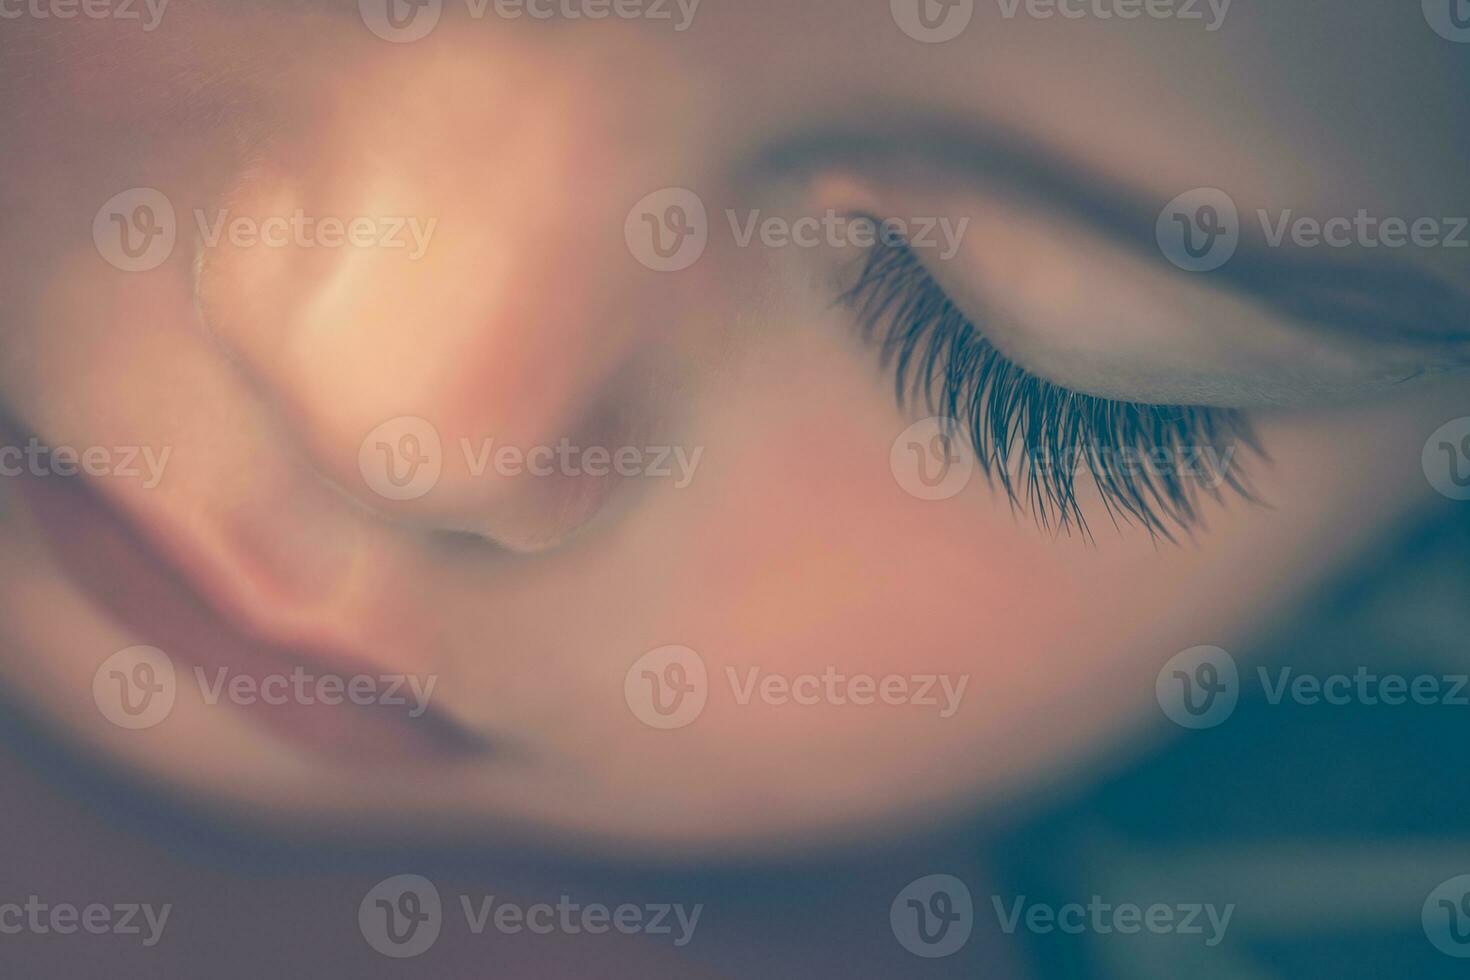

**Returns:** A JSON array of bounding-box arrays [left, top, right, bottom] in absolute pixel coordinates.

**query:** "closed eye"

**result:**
[[841, 236, 1261, 541]]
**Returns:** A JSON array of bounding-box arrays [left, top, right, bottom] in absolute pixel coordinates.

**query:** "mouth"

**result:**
[[12, 433, 488, 766]]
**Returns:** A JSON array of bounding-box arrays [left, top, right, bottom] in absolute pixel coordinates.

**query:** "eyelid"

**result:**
[[768, 122, 1470, 355], [1213, 247, 1470, 353], [840, 238, 1258, 540], [870, 186, 1461, 409]]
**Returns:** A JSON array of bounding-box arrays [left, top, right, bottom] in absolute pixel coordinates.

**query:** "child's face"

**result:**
[[1, 2, 1466, 855]]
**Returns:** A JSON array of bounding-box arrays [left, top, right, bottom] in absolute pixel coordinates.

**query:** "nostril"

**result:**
[[377, 437, 626, 555]]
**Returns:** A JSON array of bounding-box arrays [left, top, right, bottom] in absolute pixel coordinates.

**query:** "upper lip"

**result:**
[[11, 424, 488, 756], [39, 443, 399, 676]]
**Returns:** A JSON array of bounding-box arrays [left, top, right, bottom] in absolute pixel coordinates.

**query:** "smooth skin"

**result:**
[[0, 1, 1466, 858]]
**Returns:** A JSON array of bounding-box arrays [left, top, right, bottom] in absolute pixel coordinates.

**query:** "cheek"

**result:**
[[629, 318, 1445, 816]]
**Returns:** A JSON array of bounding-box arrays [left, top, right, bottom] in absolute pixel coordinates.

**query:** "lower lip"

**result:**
[[15, 464, 486, 765]]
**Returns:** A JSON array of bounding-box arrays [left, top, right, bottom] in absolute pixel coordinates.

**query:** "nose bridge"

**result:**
[[198, 30, 711, 541]]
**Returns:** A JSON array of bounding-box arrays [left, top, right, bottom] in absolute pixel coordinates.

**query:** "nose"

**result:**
[[196, 28, 714, 550]]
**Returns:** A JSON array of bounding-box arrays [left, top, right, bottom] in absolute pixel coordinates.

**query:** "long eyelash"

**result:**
[[839, 240, 1260, 541]]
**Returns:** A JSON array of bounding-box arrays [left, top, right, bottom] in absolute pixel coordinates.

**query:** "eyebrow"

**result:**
[[753, 118, 1470, 351]]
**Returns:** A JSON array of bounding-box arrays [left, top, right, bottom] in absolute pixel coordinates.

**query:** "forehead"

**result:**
[[665, 1, 1465, 285], [703, 3, 1465, 190], [27, 2, 1470, 222]]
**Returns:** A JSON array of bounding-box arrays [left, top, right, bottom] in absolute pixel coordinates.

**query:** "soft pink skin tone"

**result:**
[[0, 3, 1466, 859]]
